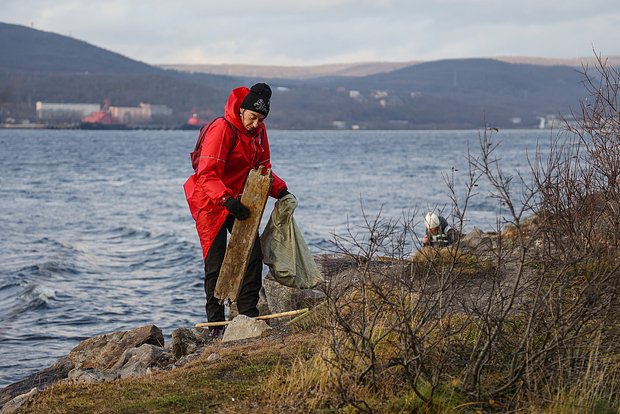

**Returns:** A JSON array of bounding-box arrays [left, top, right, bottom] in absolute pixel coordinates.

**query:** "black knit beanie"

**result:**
[[240, 83, 271, 116]]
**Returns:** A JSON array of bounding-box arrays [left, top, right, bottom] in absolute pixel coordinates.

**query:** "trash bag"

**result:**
[[260, 194, 324, 289]]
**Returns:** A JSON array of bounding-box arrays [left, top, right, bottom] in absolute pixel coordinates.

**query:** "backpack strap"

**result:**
[[194, 117, 237, 152], [226, 119, 238, 151], [191, 117, 238, 172]]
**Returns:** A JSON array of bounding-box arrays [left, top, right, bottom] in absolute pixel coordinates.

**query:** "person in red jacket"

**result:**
[[183, 83, 291, 335]]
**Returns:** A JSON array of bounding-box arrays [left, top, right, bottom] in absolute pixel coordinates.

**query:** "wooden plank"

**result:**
[[214, 167, 272, 303]]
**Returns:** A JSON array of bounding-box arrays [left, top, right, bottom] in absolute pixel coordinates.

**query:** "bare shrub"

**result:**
[[317, 54, 620, 412]]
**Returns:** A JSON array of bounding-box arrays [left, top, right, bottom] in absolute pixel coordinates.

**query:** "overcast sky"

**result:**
[[4, 0, 620, 66]]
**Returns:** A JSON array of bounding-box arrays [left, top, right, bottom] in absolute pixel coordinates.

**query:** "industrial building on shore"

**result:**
[[35, 101, 173, 126]]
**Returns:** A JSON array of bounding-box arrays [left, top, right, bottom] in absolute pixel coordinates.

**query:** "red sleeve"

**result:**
[[258, 128, 288, 198], [195, 119, 235, 203]]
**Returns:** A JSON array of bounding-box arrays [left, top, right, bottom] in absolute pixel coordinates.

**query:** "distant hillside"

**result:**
[[260, 58, 585, 130], [0, 22, 241, 124], [0, 22, 159, 74], [495, 55, 620, 69], [0, 22, 599, 129], [161, 56, 620, 80], [159, 62, 420, 79]]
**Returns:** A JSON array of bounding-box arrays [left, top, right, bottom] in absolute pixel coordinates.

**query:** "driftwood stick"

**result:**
[[195, 308, 309, 328]]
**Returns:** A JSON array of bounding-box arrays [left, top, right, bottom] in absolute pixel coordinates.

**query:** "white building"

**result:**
[[36, 102, 101, 122], [110, 103, 172, 123]]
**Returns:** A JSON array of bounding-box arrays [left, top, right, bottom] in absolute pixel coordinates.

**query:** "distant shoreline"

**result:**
[[0, 123, 190, 131], [0, 123, 552, 132]]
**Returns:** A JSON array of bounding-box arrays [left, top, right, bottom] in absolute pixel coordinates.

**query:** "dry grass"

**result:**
[[18, 289, 620, 413], [21, 332, 321, 414]]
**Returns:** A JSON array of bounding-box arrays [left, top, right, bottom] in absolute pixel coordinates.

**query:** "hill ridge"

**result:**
[[0, 21, 601, 129], [159, 56, 620, 80]]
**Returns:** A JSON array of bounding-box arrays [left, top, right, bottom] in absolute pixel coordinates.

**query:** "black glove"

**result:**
[[277, 189, 295, 199], [223, 197, 250, 220]]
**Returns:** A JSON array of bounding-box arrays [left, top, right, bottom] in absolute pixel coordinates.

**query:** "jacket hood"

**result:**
[[225, 86, 252, 133]]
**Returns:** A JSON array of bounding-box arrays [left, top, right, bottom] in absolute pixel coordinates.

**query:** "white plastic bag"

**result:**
[[260, 194, 324, 289]]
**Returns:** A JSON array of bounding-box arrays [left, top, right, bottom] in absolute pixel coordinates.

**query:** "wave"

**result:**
[[0, 278, 58, 323], [106, 225, 153, 240]]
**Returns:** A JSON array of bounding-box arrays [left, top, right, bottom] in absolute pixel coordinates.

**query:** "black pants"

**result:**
[[203, 215, 263, 322]]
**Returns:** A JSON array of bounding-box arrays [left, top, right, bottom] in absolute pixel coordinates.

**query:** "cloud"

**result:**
[[3, 0, 619, 65]]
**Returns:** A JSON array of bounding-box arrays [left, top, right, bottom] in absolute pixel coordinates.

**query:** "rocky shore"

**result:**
[[0, 265, 336, 413], [0, 230, 507, 413]]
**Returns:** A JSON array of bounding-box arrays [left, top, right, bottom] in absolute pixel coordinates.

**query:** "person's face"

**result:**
[[429, 226, 440, 235], [240, 109, 265, 132]]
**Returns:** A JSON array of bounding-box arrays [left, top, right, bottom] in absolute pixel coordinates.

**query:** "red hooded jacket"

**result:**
[[183, 86, 287, 258]]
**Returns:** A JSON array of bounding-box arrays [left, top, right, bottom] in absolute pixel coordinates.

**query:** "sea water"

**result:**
[[0, 128, 556, 386]]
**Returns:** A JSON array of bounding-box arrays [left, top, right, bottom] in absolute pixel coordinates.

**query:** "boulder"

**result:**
[[67, 325, 163, 370], [65, 325, 166, 384], [222, 315, 271, 342], [115, 344, 164, 379], [0, 324, 188, 410], [459, 227, 498, 252], [0, 356, 72, 410], [315, 253, 362, 278], [0, 387, 38, 414], [263, 274, 326, 316], [66, 343, 167, 383]]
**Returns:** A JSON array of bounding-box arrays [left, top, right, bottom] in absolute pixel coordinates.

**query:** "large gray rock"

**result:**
[[67, 343, 166, 383], [116, 344, 164, 379], [0, 387, 38, 414], [315, 253, 362, 278], [263, 274, 326, 316], [65, 325, 166, 383], [459, 227, 498, 252], [67, 325, 163, 370], [0, 324, 171, 410], [222, 315, 271, 342]]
